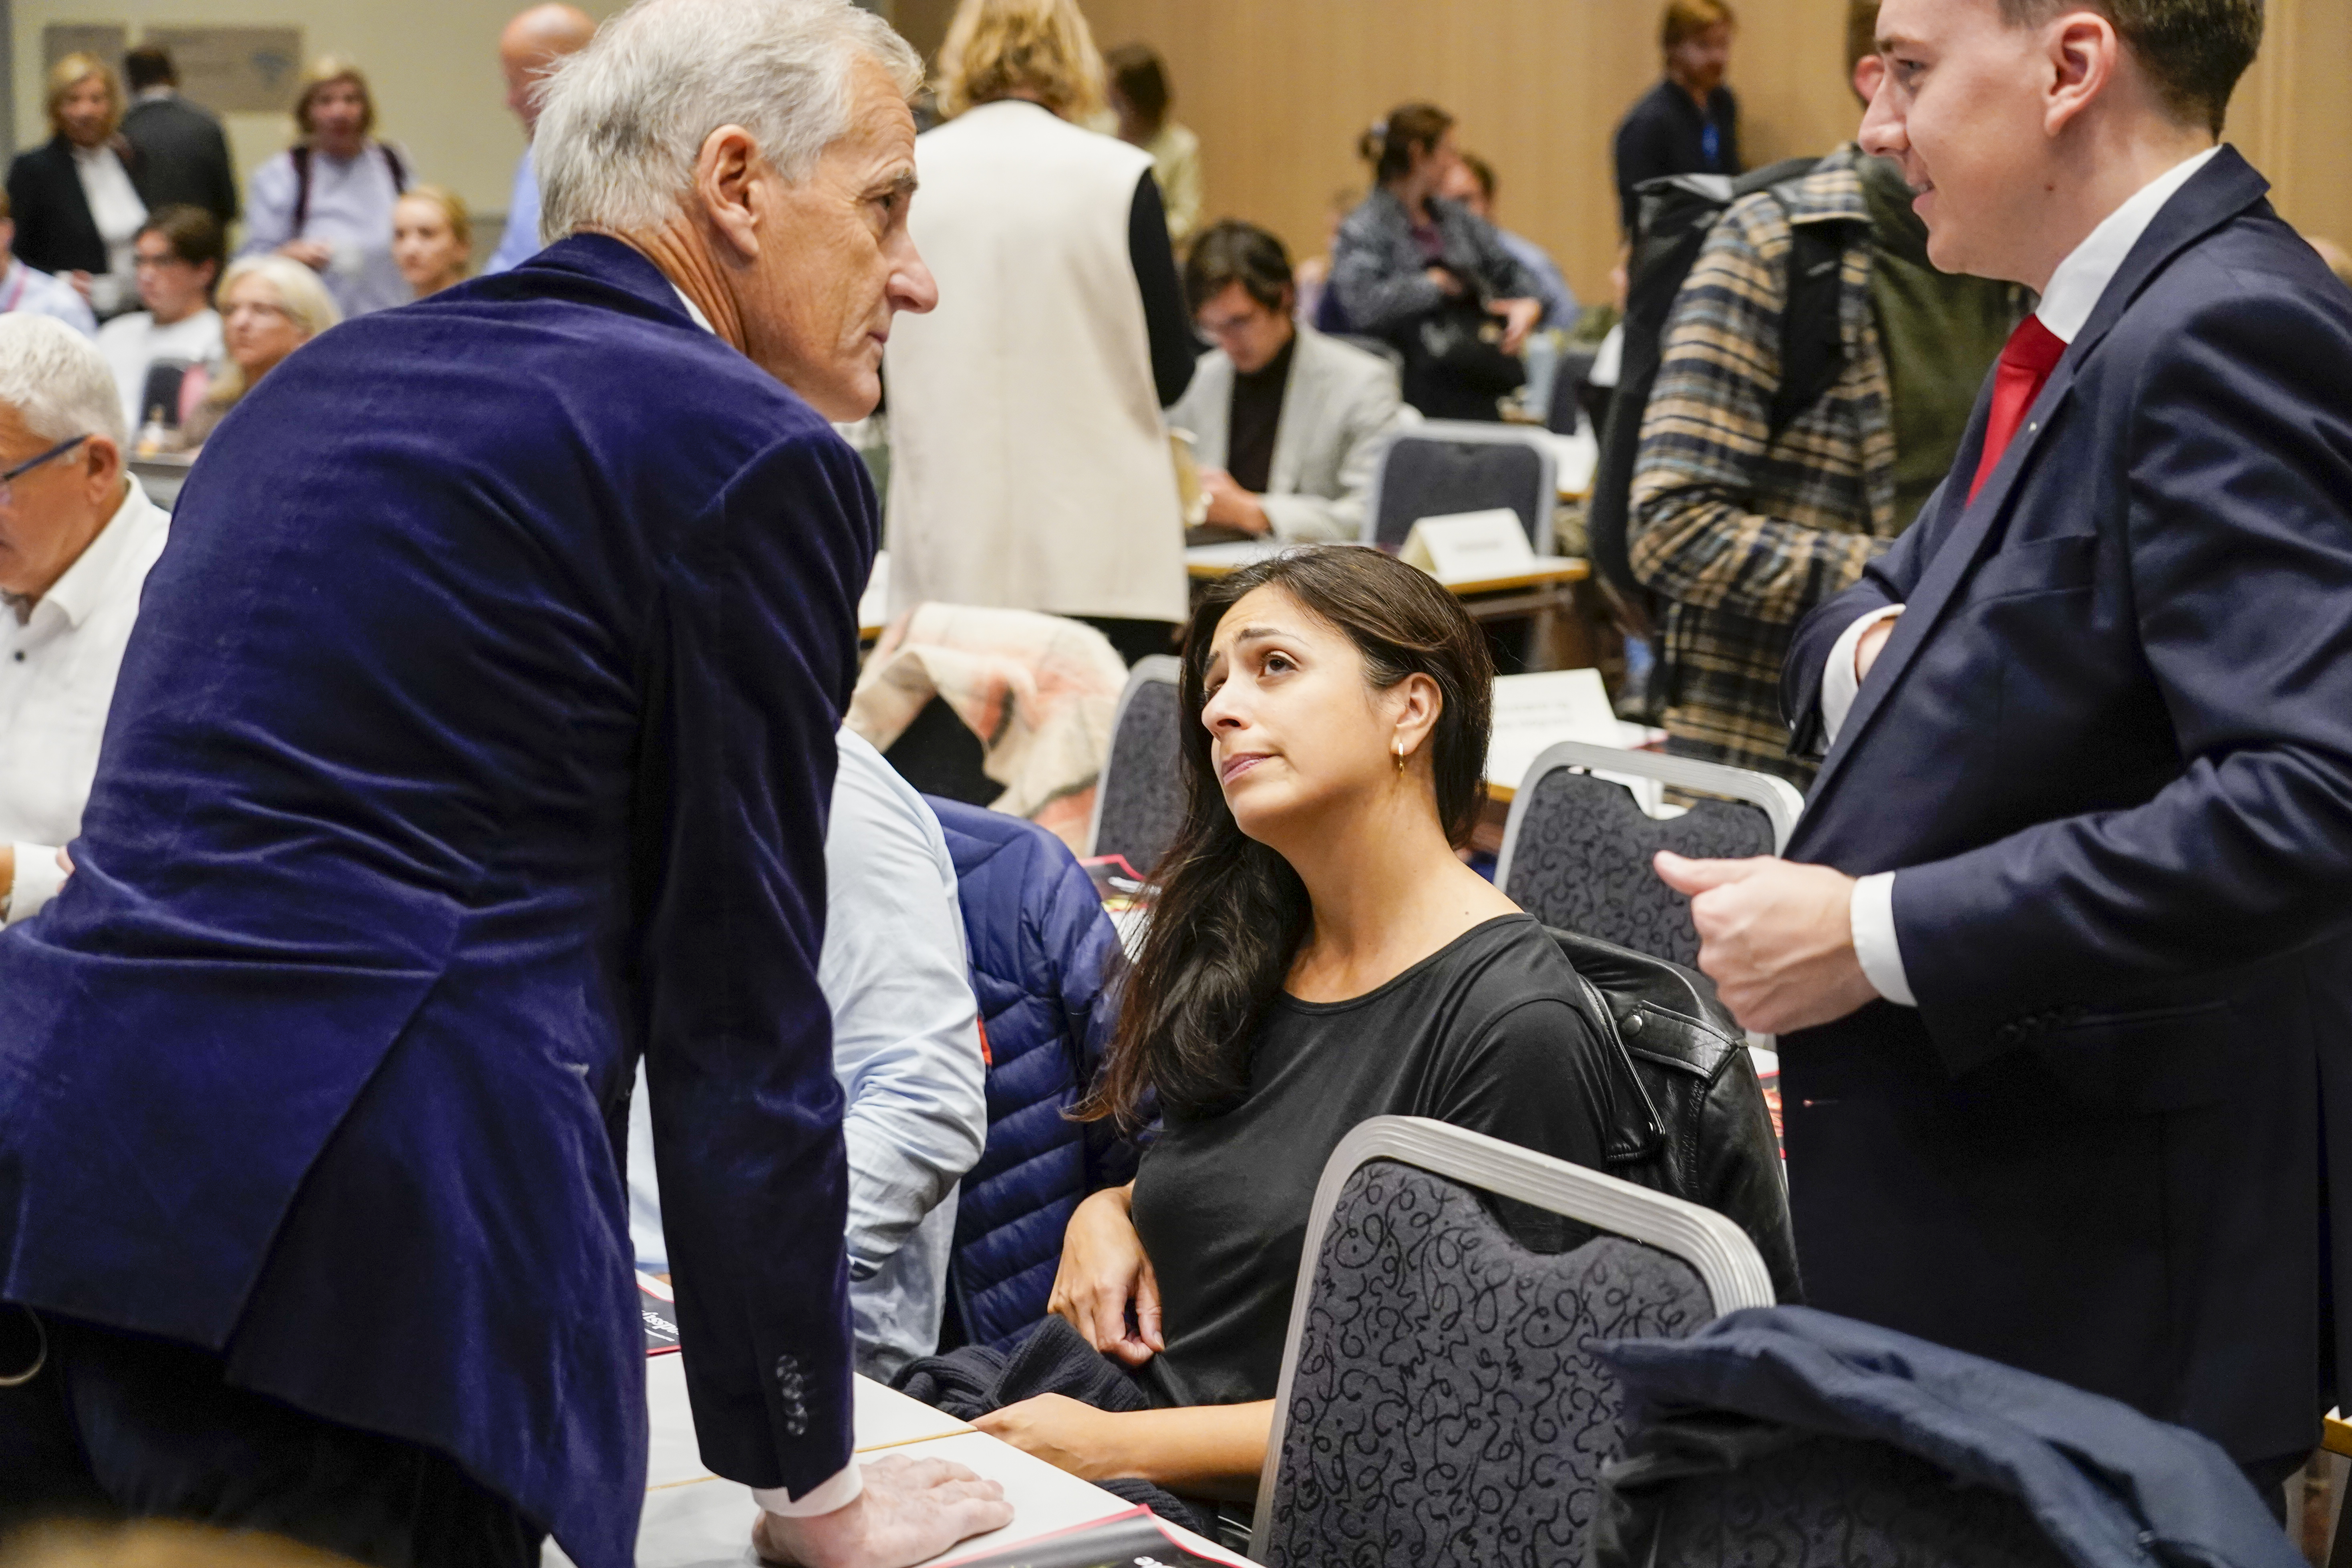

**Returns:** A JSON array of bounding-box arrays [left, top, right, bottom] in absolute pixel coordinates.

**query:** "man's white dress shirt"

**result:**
[[1828, 147, 2220, 1006], [99, 308, 224, 431], [0, 479, 168, 923]]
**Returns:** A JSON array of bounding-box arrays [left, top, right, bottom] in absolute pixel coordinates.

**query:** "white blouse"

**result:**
[[70, 142, 146, 316]]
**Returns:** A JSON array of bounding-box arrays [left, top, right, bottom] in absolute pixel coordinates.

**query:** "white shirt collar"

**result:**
[[669, 283, 716, 336], [40, 480, 162, 632], [2035, 146, 2219, 343]]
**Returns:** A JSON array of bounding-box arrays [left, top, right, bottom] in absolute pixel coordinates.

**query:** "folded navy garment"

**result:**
[[1589, 1305, 2302, 1568]]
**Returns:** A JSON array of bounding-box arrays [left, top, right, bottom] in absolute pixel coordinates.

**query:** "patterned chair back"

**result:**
[[1085, 656, 1185, 880], [1362, 421, 1556, 552], [1494, 744, 1805, 968], [1253, 1117, 1775, 1568]]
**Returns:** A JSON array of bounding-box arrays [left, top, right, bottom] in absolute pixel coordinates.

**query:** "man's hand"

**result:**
[[753, 1455, 1011, 1568], [973, 1394, 1130, 1483], [1653, 852, 1879, 1035], [1855, 614, 1899, 684], [1046, 1185, 1162, 1368], [1424, 265, 1465, 297], [1200, 469, 1270, 536], [1491, 296, 1542, 358], [278, 238, 335, 272]]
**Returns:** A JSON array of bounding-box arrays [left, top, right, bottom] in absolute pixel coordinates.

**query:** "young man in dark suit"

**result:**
[[1655, 0, 2352, 1499], [119, 46, 237, 231]]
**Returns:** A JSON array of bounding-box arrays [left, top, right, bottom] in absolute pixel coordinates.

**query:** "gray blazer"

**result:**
[[1167, 322, 1412, 543]]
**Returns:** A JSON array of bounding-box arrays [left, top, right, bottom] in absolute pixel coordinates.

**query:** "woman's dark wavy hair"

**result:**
[[1080, 547, 1494, 1133]]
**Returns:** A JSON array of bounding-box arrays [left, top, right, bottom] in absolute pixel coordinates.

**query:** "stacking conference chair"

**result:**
[[1361, 419, 1559, 554], [1495, 741, 1805, 968], [1250, 1115, 1777, 1568], [1083, 655, 1185, 882]]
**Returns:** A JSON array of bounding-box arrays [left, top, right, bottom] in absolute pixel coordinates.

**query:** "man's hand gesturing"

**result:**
[[1653, 851, 1880, 1035]]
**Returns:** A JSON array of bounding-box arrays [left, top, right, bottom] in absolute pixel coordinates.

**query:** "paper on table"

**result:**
[[1483, 669, 1622, 792], [854, 1376, 975, 1453], [1183, 539, 1291, 570]]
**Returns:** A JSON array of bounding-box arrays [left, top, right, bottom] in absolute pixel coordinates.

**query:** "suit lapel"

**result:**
[[1267, 333, 1315, 496], [1797, 147, 2272, 827]]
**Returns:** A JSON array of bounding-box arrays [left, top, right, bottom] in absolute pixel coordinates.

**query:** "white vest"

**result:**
[[885, 101, 1187, 624]]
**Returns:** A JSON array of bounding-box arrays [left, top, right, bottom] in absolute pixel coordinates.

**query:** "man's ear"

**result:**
[[2043, 11, 2120, 137], [692, 125, 764, 263], [1851, 53, 1885, 110]]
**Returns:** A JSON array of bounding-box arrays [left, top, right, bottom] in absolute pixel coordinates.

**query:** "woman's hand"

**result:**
[[1046, 1184, 1163, 1368], [1492, 296, 1542, 357], [278, 239, 335, 272], [972, 1395, 1132, 1483], [1424, 265, 1465, 297]]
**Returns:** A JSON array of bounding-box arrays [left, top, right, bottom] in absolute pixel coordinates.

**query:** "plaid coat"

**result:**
[[1629, 145, 1897, 784]]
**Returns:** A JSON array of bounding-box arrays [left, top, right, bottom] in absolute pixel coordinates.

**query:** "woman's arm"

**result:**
[[1046, 1183, 1163, 1366], [974, 1395, 1276, 1502]]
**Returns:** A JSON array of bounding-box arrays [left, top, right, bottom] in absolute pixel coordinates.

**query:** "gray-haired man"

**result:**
[[0, 3, 1006, 1567]]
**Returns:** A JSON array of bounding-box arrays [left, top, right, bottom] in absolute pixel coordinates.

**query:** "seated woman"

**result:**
[[392, 184, 471, 299], [182, 254, 339, 448], [970, 545, 1617, 1500]]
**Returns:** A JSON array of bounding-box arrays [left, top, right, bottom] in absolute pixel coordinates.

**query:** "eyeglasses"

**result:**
[[0, 434, 89, 507], [224, 300, 292, 324], [133, 249, 191, 271]]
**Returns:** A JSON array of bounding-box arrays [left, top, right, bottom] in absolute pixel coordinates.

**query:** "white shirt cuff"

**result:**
[[1849, 871, 1916, 1008], [754, 1461, 864, 1518], [6, 844, 67, 926], [1820, 606, 1905, 746]]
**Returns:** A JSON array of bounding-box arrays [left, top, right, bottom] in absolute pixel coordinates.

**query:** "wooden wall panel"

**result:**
[[1068, 0, 2352, 302]]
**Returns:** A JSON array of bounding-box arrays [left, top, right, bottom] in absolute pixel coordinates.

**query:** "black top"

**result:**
[[1128, 171, 1200, 409], [1131, 914, 1612, 1407], [1612, 78, 1742, 234], [121, 93, 239, 226], [1223, 331, 1294, 494], [6, 135, 154, 279]]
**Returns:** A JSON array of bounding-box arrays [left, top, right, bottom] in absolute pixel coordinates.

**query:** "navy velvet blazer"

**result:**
[[1778, 149, 2352, 1465], [0, 236, 873, 1567]]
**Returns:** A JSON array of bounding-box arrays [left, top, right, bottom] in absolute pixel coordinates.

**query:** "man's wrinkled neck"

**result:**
[[597, 215, 746, 353]]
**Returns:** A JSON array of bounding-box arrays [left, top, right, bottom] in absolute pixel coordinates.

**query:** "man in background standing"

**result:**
[[120, 46, 238, 232], [1614, 0, 1741, 236], [1442, 154, 1578, 329], [483, 3, 597, 275]]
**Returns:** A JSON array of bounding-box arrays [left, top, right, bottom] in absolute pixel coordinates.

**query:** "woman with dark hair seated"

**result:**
[[967, 545, 1617, 1497]]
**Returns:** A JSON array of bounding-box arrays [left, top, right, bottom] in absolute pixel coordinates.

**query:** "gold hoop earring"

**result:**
[[1393, 738, 1407, 774]]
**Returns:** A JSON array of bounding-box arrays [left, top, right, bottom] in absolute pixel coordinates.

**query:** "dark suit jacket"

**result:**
[[6, 134, 153, 278], [1777, 148, 2352, 1465], [121, 93, 238, 225], [0, 237, 873, 1568]]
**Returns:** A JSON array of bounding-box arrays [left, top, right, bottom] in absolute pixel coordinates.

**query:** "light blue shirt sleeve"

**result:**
[[484, 145, 542, 275], [240, 153, 297, 258], [627, 728, 986, 1375]]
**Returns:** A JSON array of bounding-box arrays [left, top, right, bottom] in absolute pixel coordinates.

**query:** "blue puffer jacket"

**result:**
[[928, 799, 1138, 1349]]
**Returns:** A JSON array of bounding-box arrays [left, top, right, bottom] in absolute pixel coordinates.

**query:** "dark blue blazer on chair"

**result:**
[[1777, 148, 2352, 1466], [0, 236, 874, 1568]]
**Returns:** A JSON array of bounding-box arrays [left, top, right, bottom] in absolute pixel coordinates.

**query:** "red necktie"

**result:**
[[1967, 314, 2068, 502]]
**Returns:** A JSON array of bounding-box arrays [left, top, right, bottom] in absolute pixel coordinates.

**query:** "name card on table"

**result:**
[[1483, 668, 1622, 795], [1400, 507, 1537, 585]]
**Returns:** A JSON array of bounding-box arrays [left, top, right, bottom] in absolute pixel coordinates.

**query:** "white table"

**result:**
[[546, 1354, 1251, 1568]]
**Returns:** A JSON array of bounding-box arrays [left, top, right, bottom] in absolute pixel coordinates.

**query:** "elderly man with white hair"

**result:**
[[0, 314, 164, 926], [0, 4, 1004, 1568]]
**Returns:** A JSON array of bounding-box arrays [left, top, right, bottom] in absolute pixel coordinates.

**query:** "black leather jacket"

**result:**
[[1547, 926, 1801, 1303]]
